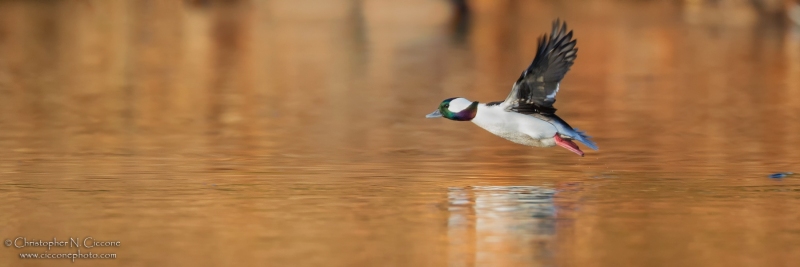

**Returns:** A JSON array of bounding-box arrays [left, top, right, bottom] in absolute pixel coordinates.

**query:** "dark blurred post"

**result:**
[[450, 0, 471, 42]]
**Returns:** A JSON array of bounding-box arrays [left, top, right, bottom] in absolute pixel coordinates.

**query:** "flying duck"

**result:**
[[425, 19, 598, 156]]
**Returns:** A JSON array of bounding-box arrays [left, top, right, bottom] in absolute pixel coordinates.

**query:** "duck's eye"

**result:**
[[444, 104, 449, 108]]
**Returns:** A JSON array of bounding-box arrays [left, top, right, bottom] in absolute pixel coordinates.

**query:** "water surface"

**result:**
[[1, 1, 800, 266]]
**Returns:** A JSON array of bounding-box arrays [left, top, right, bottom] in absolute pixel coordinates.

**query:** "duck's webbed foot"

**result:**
[[554, 134, 584, 157]]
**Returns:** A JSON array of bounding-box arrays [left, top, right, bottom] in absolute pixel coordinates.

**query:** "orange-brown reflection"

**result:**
[[1, 0, 800, 267]]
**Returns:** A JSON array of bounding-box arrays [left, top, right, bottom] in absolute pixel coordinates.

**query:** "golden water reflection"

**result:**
[[1, 0, 800, 267]]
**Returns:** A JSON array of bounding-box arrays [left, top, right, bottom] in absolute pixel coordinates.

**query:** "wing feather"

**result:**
[[502, 19, 578, 115]]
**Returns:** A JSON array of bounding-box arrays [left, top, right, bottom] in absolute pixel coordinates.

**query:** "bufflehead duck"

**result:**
[[426, 19, 597, 156]]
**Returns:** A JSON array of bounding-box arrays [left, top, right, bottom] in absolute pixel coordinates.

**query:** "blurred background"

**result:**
[[1, 0, 800, 266]]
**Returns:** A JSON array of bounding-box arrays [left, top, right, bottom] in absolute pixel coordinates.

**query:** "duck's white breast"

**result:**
[[471, 104, 558, 147]]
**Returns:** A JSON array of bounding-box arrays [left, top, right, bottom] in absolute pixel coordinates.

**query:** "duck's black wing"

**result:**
[[499, 19, 577, 115]]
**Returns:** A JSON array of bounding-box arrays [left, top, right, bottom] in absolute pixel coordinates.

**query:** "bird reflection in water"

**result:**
[[447, 186, 558, 267]]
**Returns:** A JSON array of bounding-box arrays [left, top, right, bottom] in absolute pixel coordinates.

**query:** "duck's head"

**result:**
[[425, 97, 479, 121]]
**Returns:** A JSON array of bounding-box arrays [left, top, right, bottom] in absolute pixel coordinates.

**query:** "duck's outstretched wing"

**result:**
[[501, 19, 577, 115]]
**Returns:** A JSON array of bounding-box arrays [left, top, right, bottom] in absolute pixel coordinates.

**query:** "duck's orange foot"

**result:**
[[554, 134, 584, 157]]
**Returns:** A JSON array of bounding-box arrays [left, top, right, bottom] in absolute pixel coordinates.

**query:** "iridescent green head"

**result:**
[[425, 97, 479, 121]]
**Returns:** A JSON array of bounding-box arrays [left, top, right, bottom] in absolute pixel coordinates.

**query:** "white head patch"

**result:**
[[447, 98, 473, 113]]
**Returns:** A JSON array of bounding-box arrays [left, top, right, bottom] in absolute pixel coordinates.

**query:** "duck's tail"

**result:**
[[570, 128, 598, 151]]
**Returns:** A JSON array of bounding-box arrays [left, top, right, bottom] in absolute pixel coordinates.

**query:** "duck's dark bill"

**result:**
[[426, 110, 442, 118]]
